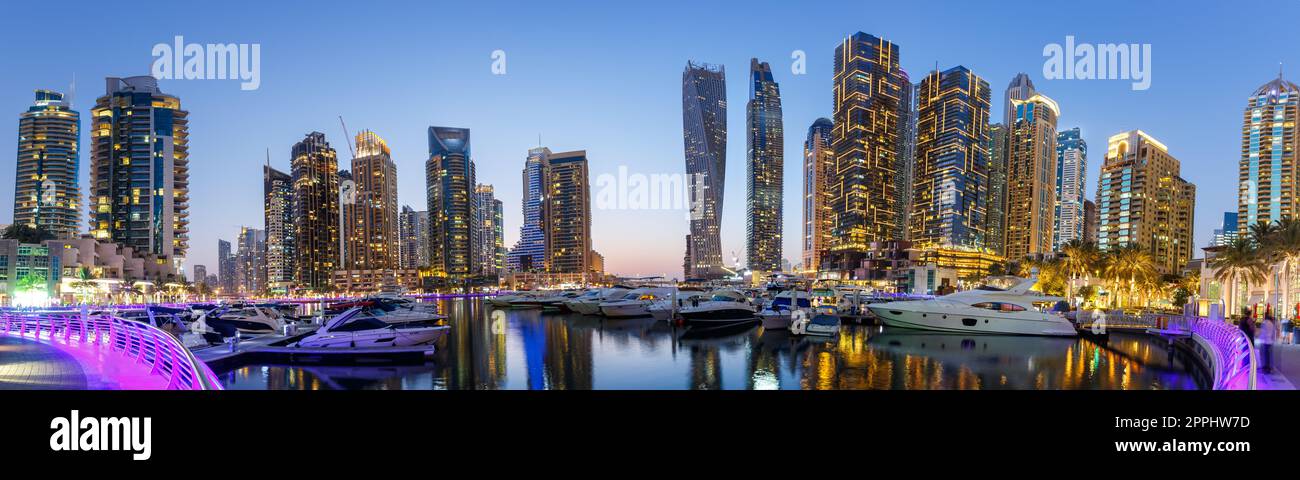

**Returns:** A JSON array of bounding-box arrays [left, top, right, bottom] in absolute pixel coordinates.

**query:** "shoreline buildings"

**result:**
[[263, 164, 295, 292], [291, 132, 340, 291], [399, 205, 429, 270], [507, 147, 550, 273], [89, 76, 189, 270], [1054, 127, 1088, 250], [909, 65, 997, 279], [682, 61, 727, 279], [1004, 90, 1060, 261], [1238, 72, 1300, 231], [343, 130, 399, 271], [801, 118, 834, 273], [14, 90, 80, 239], [426, 126, 477, 285], [1097, 130, 1195, 275], [745, 58, 784, 272], [825, 32, 906, 278]]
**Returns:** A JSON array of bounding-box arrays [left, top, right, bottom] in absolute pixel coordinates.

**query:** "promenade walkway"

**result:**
[[1263, 343, 1300, 389], [0, 336, 88, 389]]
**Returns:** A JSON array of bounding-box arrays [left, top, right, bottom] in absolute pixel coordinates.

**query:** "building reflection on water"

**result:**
[[216, 299, 1204, 390]]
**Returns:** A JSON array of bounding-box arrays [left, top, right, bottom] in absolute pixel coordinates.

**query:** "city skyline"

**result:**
[[0, 1, 1290, 277]]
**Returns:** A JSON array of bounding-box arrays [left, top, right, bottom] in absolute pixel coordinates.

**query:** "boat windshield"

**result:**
[[331, 316, 389, 332], [710, 294, 743, 302]]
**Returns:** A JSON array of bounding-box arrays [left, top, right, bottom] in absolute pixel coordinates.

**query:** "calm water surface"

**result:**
[[215, 298, 1207, 390]]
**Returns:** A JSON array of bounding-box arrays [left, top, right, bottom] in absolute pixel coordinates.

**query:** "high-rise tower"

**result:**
[[1004, 93, 1060, 260], [1054, 127, 1088, 249], [682, 61, 727, 279], [1239, 71, 1300, 231], [14, 90, 79, 239], [426, 126, 477, 281], [746, 58, 784, 272], [291, 132, 340, 290], [802, 118, 834, 273], [910, 66, 991, 251]]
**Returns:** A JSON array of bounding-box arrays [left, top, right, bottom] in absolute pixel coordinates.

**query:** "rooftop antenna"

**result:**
[[265, 148, 270, 167]]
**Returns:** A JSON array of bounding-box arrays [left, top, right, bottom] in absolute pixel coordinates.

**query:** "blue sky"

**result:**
[[0, 0, 1288, 277]]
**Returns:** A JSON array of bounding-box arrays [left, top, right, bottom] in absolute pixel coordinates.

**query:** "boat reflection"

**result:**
[[214, 299, 1205, 390]]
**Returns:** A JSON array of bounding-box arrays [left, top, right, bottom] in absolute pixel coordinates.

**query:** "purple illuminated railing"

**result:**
[[0, 312, 222, 390], [1190, 318, 1256, 390]]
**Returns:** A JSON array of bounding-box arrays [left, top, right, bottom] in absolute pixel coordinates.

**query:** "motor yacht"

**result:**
[[295, 307, 450, 348], [678, 290, 757, 324], [756, 290, 811, 330], [598, 287, 675, 318], [648, 291, 708, 321], [200, 306, 287, 337], [866, 277, 1077, 336], [565, 287, 631, 315]]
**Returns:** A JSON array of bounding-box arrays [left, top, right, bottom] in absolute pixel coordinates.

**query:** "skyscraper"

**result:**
[[1004, 73, 1036, 127], [344, 130, 399, 270], [544, 151, 593, 276], [986, 122, 1009, 256], [426, 126, 477, 280], [802, 118, 834, 273], [217, 239, 234, 293], [1097, 130, 1196, 274], [192, 264, 206, 286], [827, 32, 906, 275], [14, 90, 79, 239], [263, 164, 295, 291], [682, 61, 727, 279], [507, 147, 550, 273], [1212, 211, 1240, 247], [746, 58, 784, 272], [474, 184, 505, 279], [1238, 72, 1300, 231], [89, 76, 189, 268], [1004, 92, 1060, 261], [910, 65, 991, 252], [1054, 127, 1088, 250], [291, 132, 340, 290], [235, 226, 266, 294], [897, 73, 919, 239], [1083, 199, 1098, 244], [398, 206, 430, 269]]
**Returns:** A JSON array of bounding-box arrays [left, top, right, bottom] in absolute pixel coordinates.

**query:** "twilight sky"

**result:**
[[0, 0, 1291, 278]]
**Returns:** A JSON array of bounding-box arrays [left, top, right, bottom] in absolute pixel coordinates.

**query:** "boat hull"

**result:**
[[600, 302, 651, 318], [868, 303, 1077, 336]]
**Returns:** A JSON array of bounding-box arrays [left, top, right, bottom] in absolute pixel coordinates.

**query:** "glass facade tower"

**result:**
[[746, 58, 784, 272], [14, 90, 79, 239]]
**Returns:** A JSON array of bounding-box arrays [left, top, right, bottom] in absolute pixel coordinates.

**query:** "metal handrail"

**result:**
[[0, 311, 222, 390], [1190, 318, 1256, 390]]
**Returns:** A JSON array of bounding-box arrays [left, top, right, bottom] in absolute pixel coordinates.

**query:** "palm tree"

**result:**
[[1210, 237, 1268, 314], [1102, 244, 1158, 308], [1059, 240, 1101, 306], [1269, 218, 1300, 317], [1249, 220, 1281, 309], [69, 267, 97, 304]]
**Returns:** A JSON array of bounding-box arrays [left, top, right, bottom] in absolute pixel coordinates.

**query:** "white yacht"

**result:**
[[648, 290, 708, 321], [203, 306, 286, 335], [599, 288, 676, 318], [295, 307, 449, 349], [866, 277, 1076, 336], [678, 290, 757, 324]]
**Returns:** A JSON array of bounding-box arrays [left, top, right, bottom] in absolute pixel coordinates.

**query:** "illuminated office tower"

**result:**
[[1097, 130, 1196, 274], [398, 206, 430, 269], [426, 126, 478, 280], [1083, 199, 1098, 244], [474, 184, 505, 279], [263, 165, 295, 290], [746, 58, 784, 272], [1054, 127, 1088, 250], [986, 123, 1008, 256], [827, 32, 905, 275], [344, 130, 399, 270], [1004, 92, 1060, 261], [544, 151, 592, 276], [909, 66, 991, 251], [291, 132, 340, 290], [14, 90, 79, 239], [1238, 72, 1300, 231], [682, 61, 727, 279], [89, 76, 189, 268], [507, 147, 550, 273], [802, 118, 834, 273]]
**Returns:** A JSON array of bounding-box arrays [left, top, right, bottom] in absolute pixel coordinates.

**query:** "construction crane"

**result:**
[[338, 115, 357, 160]]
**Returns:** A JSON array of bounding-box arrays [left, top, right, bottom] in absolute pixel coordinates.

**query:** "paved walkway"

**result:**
[[0, 336, 89, 389]]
